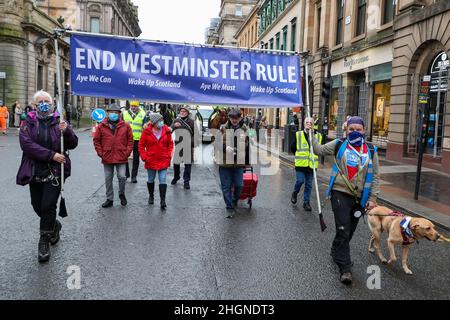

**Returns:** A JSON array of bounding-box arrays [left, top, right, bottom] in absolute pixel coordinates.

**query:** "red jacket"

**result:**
[[93, 119, 133, 164], [139, 124, 173, 171]]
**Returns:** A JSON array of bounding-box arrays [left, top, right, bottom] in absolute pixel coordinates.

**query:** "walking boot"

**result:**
[[147, 182, 155, 205], [50, 220, 62, 245], [119, 194, 127, 206], [102, 199, 113, 208], [303, 202, 312, 211], [159, 184, 167, 210], [184, 181, 190, 190], [171, 177, 180, 185], [340, 272, 353, 285], [291, 192, 298, 204], [38, 231, 52, 263]]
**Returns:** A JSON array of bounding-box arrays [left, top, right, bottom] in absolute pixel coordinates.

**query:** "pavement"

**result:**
[[0, 130, 449, 299], [258, 136, 450, 231]]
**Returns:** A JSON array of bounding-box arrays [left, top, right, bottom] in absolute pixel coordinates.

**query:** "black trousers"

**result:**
[[126, 140, 140, 179], [330, 190, 360, 274], [173, 163, 192, 182], [29, 181, 60, 232]]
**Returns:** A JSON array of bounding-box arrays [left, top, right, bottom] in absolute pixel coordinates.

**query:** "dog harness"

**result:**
[[400, 217, 416, 246]]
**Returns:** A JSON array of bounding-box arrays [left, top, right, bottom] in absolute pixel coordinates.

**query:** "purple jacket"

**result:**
[[16, 111, 78, 186]]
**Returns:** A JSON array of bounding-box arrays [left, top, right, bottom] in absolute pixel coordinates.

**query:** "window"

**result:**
[[316, 6, 321, 49], [356, 0, 366, 36], [336, 0, 344, 45], [236, 4, 243, 17], [269, 38, 274, 50], [290, 18, 297, 51], [383, 0, 395, 25], [37, 65, 44, 91], [272, 0, 277, 20], [90, 17, 100, 33], [279, 0, 284, 13], [282, 26, 288, 51], [275, 32, 280, 50]]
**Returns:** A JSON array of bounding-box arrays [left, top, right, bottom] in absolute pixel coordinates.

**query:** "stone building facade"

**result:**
[[0, 0, 69, 112], [35, 0, 142, 114], [217, 0, 258, 46], [387, 0, 450, 173]]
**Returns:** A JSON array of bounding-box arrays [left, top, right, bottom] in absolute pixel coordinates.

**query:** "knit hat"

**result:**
[[178, 105, 190, 113], [148, 112, 164, 125], [228, 106, 241, 117], [347, 116, 365, 128]]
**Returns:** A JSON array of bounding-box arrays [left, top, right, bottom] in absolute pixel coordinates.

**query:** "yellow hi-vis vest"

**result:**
[[295, 131, 322, 169], [123, 108, 146, 140]]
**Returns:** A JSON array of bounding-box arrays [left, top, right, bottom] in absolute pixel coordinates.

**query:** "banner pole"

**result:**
[[302, 53, 326, 232], [54, 30, 67, 217]]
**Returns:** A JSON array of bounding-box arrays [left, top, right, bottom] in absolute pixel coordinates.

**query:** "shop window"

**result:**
[[371, 82, 391, 146], [329, 88, 339, 132]]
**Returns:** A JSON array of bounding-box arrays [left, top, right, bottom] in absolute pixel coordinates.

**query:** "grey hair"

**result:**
[[32, 90, 53, 104], [304, 116, 314, 125]]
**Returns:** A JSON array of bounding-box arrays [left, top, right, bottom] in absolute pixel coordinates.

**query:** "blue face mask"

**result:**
[[348, 131, 365, 147], [157, 121, 164, 129], [109, 113, 119, 122], [37, 102, 51, 113]]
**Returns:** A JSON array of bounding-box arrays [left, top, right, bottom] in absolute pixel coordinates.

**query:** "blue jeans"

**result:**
[[219, 167, 244, 209], [293, 170, 313, 203], [147, 169, 167, 184]]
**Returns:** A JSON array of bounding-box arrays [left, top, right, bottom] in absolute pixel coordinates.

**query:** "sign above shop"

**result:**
[[331, 44, 393, 76], [431, 52, 449, 74]]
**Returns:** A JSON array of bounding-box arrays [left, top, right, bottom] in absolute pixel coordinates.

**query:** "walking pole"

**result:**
[[54, 29, 67, 217], [302, 53, 326, 232]]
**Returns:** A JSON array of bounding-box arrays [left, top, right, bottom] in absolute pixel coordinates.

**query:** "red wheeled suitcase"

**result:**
[[239, 167, 258, 208]]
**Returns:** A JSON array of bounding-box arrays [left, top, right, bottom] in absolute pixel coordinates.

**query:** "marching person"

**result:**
[[290, 117, 322, 211], [16, 90, 78, 263], [311, 116, 380, 285], [0, 102, 8, 134], [216, 106, 250, 213], [123, 100, 147, 183], [139, 113, 174, 210], [171, 105, 199, 189], [93, 103, 133, 208]]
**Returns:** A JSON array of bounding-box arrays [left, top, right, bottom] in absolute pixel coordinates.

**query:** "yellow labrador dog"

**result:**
[[367, 206, 441, 274]]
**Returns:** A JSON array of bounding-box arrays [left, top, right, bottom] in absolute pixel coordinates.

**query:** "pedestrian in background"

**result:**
[[123, 100, 147, 183], [16, 90, 78, 263], [93, 103, 133, 208], [14, 101, 23, 128], [290, 117, 322, 211], [171, 105, 199, 190], [139, 113, 173, 210], [311, 116, 379, 285], [0, 102, 9, 134]]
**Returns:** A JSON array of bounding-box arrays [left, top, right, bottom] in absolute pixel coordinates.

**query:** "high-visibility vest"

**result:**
[[295, 131, 322, 169], [123, 108, 146, 140], [0, 106, 8, 118]]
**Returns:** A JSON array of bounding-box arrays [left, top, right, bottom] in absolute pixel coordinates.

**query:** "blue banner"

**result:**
[[70, 34, 302, 107]]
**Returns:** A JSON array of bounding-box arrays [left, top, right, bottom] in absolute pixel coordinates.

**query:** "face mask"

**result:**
[[157, 121, 164, 129], [109, 113, 119, 122], [348, 131, 364, 147], [37, 102, 51, 113]]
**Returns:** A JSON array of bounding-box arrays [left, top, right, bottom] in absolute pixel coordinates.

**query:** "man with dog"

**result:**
[[311, 116, 380, 285]]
